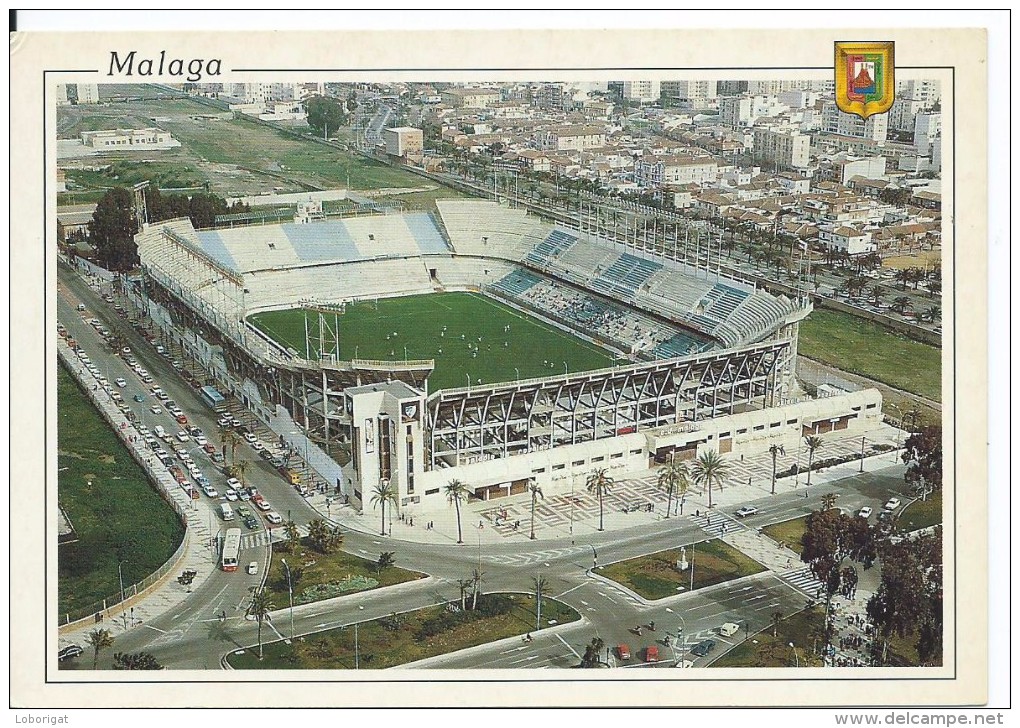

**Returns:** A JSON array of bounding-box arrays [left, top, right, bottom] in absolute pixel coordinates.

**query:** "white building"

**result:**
[[634, 155, 719, 188], [897, 80, 940, 106], [538, 125, 606, 152], [661, 80, 718, 109], [820, 101, 888, 142], [777, 89, 820, 109], [56, 84, 71, 106], [80, 128, 178, 149], [913, 111, 941, 156], [383, 126, 424, 163], [621, 80, 661, 103], [719, 95, 788, 129], [751, 127, 810, 169], [818, 225, 876, 255], [76, 83, 100, 104], [931, 136, 942, 171]]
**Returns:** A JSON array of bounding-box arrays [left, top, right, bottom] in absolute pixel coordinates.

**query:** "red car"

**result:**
[[176, 414, 188, 425], [203, 443, 216, 455], [644, 646, 659, 663]]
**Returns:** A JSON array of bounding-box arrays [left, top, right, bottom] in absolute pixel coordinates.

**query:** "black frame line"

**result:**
[[41, 63, 958, 698]]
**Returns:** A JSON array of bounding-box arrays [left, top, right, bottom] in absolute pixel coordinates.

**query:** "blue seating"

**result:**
[[525, 229, 578, 267], [493, 268, 543, 296], [406, 213, 451, 254], [654, 332, 714, 359], [701, 282, 750, 319], [591, 253, 663, 299]]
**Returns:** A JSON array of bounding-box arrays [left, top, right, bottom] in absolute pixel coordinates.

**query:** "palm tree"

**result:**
[[218, 424, 233, 463], [533, 574, 548, 631], [769, 443, 786, 495], [369, 480, 398, 536], [471, 567, 485, 611], [580, 636, 607, 668], [246, 588, 275, 660], [307, 518, 329, 552], [235, 459, 249, 488], [283, 520, 301, 553], [890, 296, 912, 315], [585, 468, 614, 532], [376, 551, 395, 574], [869, 284, 883, 307], [691, 449, 729, 509], [528, 480, 544, 540], [895, 268, 912, 290], [804, 435, 823, 486], [455, 578, 472, 611], [924, 305, 941, 323], [657, 453, 690, 518], [86, 627, 114, 670], [444, 479, 469, 544]]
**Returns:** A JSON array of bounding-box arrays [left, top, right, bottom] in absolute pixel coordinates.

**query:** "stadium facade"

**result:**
[[133, 199, 882, 513]]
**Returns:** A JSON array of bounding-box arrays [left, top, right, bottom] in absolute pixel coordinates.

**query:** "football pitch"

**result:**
[[248, 292, 620, 391]]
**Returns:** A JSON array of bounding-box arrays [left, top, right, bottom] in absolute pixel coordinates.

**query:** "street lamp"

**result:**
[[789, 642, 800, 667], [281, 558, 295, 642], [675, 614, 688, 667], [859, 435, 866, 473], [118, 559, 128, 628]]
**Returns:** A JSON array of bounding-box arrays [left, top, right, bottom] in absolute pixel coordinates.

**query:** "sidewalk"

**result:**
[[314, 425, 906, 548]]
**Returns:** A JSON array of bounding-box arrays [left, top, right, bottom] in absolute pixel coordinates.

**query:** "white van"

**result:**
[[154, 425, 167, 439], [219, 503, 235, 521], [719, 622, 740, 638]]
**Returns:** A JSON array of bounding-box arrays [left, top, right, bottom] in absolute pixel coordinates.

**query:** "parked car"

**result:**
[[265, 511, 283, 525], [858, 506, 873, 519], [883, 498, 901, 511], [247, 562, 259, 575], [203, 443, 216, 455], [224, 489, 239, 502], [133, 394, 145, 403], [201, 485, 219, 499], [57, 644, 84, 661], [176, 414, 189, 425], [734, 505, 758, 518], [176, 431, 190, 443], [690, 639, 717, 657], [644, 646, 659, 662], [617, 644, 631, 660], [243, 516, 260, 530], [256, 499, 272, 512]]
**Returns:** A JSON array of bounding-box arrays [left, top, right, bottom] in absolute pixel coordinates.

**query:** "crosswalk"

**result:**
[[687, 512, 738, 538], [239, 524, 308, 550], [779, 566, 825, 597], [482, 544, 590, 567]]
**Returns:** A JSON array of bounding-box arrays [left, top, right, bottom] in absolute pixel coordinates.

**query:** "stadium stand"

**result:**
[[591, 252, 663, 299], [524, 229, 578, 267], [406, 212, 453, 255], [493, 268, 544, 297], [436, 200, 547, 259]]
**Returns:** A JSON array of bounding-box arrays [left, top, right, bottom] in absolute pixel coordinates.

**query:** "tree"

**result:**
[[455, 578, 473, 611], [218, 425, 236, 465], [769, 444, 786, 495], [869, 284, 884, 307], [305, 95, 348, 138], [867, 527, 942, 665], [821, 492, 839, 512], [771, 610, 783, 637], [369, 480, 398, 536], [923, 305, 942, 323], [89, 188, 138, 272], [800, 508, 877, 646], [804, 435, 823, 487], [691, 449, 729, 509], [246, 588, 276, 660], [901, 425, 942, 497], [376, 551, 395, 574], [282, 520, 301, 553], [585, 468, 614, 531], [444, 479, 469, 544], [579, 636, 606, 668], [235, 459, 249, 487], [657, 453, 689, 518], [533, 574, 548, 631], [86, 627, 114, 669], [528, 480, 544, 540], [894, 268, 912, 290], [307, 518, 343, 554], [890, 296, 912, 315], [112, 651, 163, 670], [471, 567, 485, 611]]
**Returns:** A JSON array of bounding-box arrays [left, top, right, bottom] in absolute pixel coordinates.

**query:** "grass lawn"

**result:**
[[711, 606, 826, 668], [226, 593, 580, 669], [248, 292, 619, 391], [897, 490, 942, 532], [596, 539, 766, 600], [761, 516, 809, 555], [265, 538, 424, 606], [57, 362, 185, 619], [799, 308, 942, 402]]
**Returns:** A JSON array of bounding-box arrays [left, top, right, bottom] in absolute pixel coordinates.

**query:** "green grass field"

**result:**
[[799, 309, 942, 401], [57, 363, 185, 619], [249, 292, 619, 391]]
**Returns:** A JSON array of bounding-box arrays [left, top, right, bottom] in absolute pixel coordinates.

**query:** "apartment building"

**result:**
[[634, 155, 719, 188], [751, 127, 810, 169], [820, 101, 888, 142]]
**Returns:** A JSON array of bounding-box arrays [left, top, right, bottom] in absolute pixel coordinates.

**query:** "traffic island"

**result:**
[[897, 491, 942, 532], [760, 516, 809, 555], [266, 539, 425, 607], [225, 593, 580, 669], [595, 539, 766, 601], [710, 606, 826, 668]]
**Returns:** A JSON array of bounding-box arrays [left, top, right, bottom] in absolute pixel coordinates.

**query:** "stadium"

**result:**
[[133, 198, 882, 513]]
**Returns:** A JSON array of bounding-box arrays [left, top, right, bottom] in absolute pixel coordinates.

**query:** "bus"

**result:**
[[221, 528, 242, 572]]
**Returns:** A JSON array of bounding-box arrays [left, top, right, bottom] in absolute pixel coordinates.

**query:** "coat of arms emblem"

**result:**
[[835, 41, 895, 119]]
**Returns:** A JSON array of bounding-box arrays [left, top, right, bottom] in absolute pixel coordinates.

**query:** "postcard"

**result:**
[[10, 21, 991, 709]]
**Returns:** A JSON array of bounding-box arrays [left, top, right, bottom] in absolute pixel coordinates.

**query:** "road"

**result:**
[[57, 263, 912, 670]]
